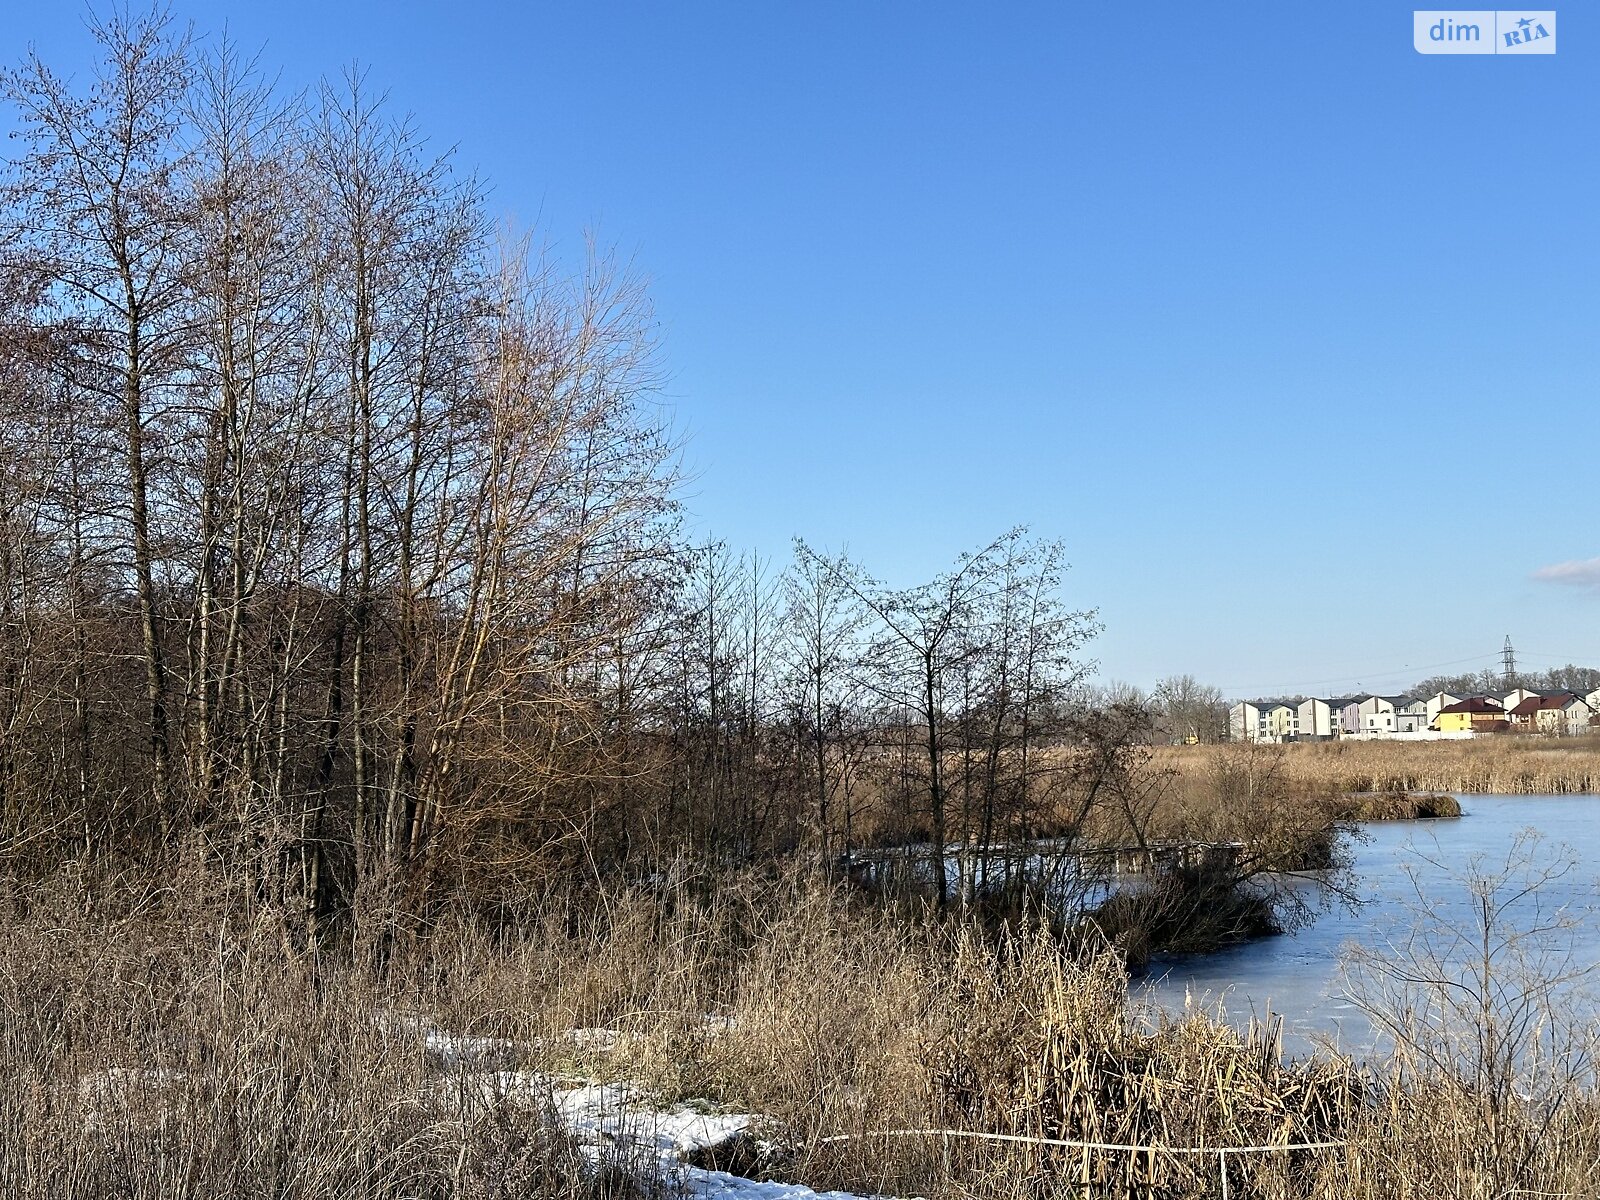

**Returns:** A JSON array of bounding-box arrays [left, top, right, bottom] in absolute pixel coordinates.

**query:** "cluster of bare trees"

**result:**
[[641, 532, 1098, 896], [1152, 674, 1228, 744], [1412, 664, 1600, 699], [1077, 676, 1228, 745], [0, 11, 676, 919], [0, 12, 1099, 922]]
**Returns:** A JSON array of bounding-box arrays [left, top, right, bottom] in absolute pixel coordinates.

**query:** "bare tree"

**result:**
[[1154, 674, 1228, 744], [4, 8, 197, 823], [1, 15, 681, 910], [781, 540, 868, 863], [801, 529, 1095, 909], [2, 11, 1131, 923]]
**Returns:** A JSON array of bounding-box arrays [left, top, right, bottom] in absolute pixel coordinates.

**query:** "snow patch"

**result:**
[[682, 1170, 890, 1200], [406, 1018, 909, 1200]]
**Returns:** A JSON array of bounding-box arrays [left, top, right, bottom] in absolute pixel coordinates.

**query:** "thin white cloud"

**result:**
[[1531, 558, 1600, 590]]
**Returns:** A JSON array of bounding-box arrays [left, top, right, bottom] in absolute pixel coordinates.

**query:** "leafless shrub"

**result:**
[[1342, 831, 1600, 1198]]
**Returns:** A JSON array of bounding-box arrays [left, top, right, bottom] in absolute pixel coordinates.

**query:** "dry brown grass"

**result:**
[[1156, 738, 1600, 799], [4, 856, 1599, 1199], [0, 864, 666, 1200]]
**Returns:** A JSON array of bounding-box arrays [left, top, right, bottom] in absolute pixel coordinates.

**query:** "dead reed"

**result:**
[[0, 866, 663, 1200], [1157, 738, 1600, 799], [3, 856, 1598, 1199]]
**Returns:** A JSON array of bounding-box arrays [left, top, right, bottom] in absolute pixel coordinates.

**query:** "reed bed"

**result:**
[[3, 858, 1599, 1199], [1157, 738, 1600, 800], [0, 865, 666, 1200]]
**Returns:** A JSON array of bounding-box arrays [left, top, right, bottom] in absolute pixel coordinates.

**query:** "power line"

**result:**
[[1205, 640, 1600, 699], [1517, 649, 1600, 663], [1218, 653, 1496, 695]]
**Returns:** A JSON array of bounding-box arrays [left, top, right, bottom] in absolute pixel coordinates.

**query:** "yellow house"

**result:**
[[1432, 697, 1506, 732]]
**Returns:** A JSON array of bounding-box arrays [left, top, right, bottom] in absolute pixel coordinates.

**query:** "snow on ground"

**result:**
[[423, 1028, 522, 1068], [388, 1014, 910, 1198], [75, 1017, 901, 1200], [559, 1026, 623, 1051], [518, 1077, 751, 1158], [681, 1169, 889, 1200], [76, 1067, 186, 1129], [376, 1012, 522, 1068], [439, 1044, 908, 1200], [527, 1078, 892, 1200]]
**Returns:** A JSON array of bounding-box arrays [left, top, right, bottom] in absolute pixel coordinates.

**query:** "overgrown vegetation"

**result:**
[[0, 0, 1308, 960], [1334, 791, 1463, 821], [0, 7, 1115, 923], [3, 858, 1598, 1200]]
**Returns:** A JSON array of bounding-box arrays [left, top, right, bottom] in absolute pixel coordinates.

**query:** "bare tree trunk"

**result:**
[[122, 301, 174, 823]]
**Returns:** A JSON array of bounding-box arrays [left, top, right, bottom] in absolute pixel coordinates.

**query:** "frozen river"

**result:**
[[1138, 794, 1600, 1059]]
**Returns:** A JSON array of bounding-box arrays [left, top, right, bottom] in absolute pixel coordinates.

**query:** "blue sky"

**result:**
[[9, 3, 1598, 696]]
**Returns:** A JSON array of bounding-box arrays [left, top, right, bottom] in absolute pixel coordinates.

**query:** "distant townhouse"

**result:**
[[1501, 688, 1540, 712], [1260, 701, 1298, 742], [1568, 695, 1598, 735], [1357, 694, 1408, 735], [1508, 693, 1594, 736], [1230, 682, 1595, 742], [1332, 697, 1363, 736], [1228, 701, 1263, 743], [1395, 698, 1431, 732], [1228, 700, 1299, 743], [1295, 696, 1352, 739], [1431, 696, 1508, 733]]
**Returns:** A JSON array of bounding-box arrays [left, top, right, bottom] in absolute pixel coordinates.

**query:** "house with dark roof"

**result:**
[[1357, 694, 1410, 735], [1431, 696, 1508, 733], [1508, 693, 1594, 736], [1296, 696, 1356, 739], [1501, 688, 1540, 712], [1395, 697, 1431, 732], [1228, 700, 1300, 742]]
